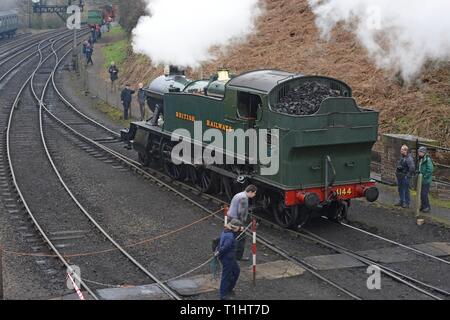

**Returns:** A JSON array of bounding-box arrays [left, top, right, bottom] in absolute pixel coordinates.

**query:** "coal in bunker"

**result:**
[[273, 82, 341, 115]]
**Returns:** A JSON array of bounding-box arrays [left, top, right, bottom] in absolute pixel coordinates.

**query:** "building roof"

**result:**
[[0, 10, 18, 17]]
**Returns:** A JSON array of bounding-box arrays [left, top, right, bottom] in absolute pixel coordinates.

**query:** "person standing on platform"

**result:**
[[227, 185, 257, 261], [137, 83, 147, 121], [215, 219, 244, 300], [108, 62, 119, 92], [120, 84, 135, 120], [395, 145, 415, 208], [418, 146, 434, 213]]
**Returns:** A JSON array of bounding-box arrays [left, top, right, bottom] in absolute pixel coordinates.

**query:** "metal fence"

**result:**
[[78, 55, 142, 120]]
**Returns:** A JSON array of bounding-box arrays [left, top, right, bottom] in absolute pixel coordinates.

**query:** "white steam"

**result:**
[[308, 0, 450, 81], [132, 0, 262, 68]]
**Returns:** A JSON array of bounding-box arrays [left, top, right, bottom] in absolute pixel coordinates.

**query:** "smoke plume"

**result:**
[[132, 0, 263, 68], [308, 0, 450, 82]]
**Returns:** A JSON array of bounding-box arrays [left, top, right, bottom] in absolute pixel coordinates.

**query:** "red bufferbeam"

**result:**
[[284, 182, 378, 207]]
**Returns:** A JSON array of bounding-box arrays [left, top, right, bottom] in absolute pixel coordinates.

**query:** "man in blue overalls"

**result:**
[[216, 219, 244, 300]]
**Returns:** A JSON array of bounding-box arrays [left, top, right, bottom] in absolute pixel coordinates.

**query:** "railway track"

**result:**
[[0, 30, 63, 68], [4, 32, 99, 299], [0, 33, 76, 298], [37, 45, 448, 300], [254, 214, 450, 299], [0, 30, 75, 88], [40, 40, 180, 300], [1, 31, 181, 300], [0, 32, 33, 51]]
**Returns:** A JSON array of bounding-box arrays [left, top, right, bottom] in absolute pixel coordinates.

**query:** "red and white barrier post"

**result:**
[[252, 218, 257, 286], [67, 271, 85, 301], [0, 245, 3, 300]]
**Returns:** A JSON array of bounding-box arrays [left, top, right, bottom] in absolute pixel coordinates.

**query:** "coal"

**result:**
[[273, 82, 340, 115]]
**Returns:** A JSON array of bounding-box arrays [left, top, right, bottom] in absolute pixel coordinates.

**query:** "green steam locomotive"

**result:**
[[122, 67, 379, 228]]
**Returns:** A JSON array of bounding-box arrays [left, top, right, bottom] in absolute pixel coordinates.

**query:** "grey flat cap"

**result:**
[[418, 146, 427, 153]]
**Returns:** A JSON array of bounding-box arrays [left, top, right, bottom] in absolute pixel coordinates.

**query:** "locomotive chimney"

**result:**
[[164, 65, 170, 76], [164, 65, 186, 76]]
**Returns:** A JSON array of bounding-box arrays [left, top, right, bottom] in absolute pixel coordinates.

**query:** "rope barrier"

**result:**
[[0, 208, 223, 259], [0, 198, 255, 290], [164, 221, 253, 281], [33, 218, 254, 291]]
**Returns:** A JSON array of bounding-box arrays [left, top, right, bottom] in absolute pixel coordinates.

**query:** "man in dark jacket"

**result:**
[[120, 85, 135, 120], [137, 83, 147, 121], [395, 145, 415, 208], [96, 24, 101, 40], [418, 146, 434, 213], [149, 102, 163, 126], [90, 27, 97, 43], [82, 41, 88, 57], [85, 44, 93, 66], [216, 219, 244, 300], [108, 62, 119, 92]]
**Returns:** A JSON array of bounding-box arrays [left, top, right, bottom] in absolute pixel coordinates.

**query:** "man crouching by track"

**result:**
[[216, 219, 245, 300], [227, 185, 257, 261]]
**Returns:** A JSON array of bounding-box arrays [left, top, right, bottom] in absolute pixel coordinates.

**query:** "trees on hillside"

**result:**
[[118, 0, 146, 34]]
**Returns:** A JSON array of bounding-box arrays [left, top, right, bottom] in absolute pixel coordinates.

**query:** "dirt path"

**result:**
[[82, 26, 143, 120]]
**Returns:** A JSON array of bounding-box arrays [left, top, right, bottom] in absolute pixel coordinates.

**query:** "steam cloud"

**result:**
[[308, 0, 450, 81], [132, 0, 263, 68]]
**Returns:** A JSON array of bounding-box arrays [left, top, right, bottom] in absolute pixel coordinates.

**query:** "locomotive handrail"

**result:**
[[276, 74, 296, 84], [327, 156, 337, 187]]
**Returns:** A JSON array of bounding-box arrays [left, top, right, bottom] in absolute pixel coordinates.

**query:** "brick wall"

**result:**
[[380, 134, 438, 185]]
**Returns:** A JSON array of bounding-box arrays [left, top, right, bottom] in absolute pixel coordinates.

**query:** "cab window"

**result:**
[[237, 91, 262, 120]]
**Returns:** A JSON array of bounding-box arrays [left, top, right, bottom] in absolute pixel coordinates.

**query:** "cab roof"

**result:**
[[227, 69, 302, 93]]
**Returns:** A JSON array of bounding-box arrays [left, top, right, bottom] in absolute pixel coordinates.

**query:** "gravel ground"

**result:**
[[247, 218, 442, 299], [347, 200, 450, 245], [44, 120, 281, 282], [1, 38, 165, 300], [9, 80, 158, 293]]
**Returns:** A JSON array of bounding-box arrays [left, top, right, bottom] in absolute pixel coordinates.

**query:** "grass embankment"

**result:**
[[108, 25, 127, 37], [101, 26, 129, 70], [94, 100, 133, 128], [102, 39, 128, 69]]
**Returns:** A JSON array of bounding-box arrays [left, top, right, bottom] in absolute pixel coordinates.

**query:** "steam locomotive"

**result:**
[[87, 4, 115, 26], [121, 67, 379, 228]]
